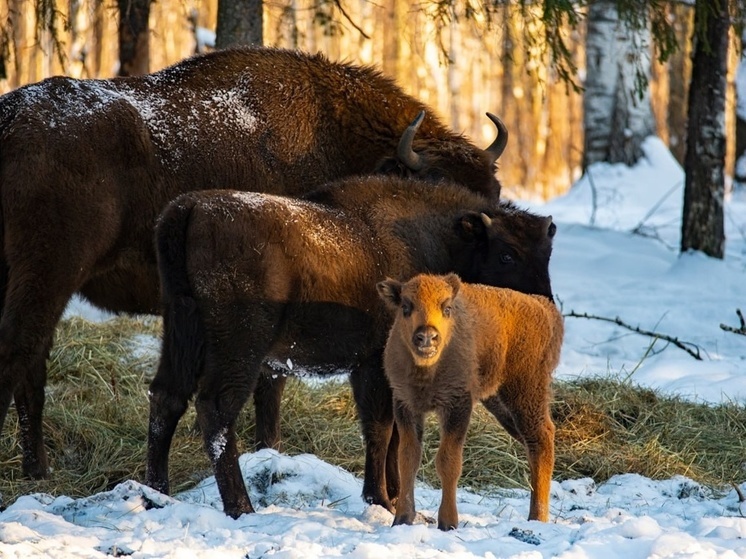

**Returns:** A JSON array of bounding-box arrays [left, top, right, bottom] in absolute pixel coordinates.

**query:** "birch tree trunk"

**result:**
[[583, 0, 655, 168], [681, 0, 728, 258], [216, 0, 262, 48]]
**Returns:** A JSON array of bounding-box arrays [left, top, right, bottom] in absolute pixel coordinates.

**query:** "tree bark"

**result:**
[[216, 0, 263, 49], [117, 0, 151, 77], [667, 3, 694, 166], [735, 26, 746, 188], [681, 0, 728, 258], [583, 0, 655, 168]]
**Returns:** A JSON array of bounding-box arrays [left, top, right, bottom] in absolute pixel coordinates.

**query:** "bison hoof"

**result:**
[[224, 503, 256, 519], [364, 494, 395, 513], [392, 512, 416, 526], [22, 458, 50, 480]]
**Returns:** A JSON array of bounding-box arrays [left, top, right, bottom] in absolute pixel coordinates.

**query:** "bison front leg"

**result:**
[[392, 400, 423, 526], [350, 357, 397, 512], [435, 395, 472, 531], [0, 271, 73, 479]]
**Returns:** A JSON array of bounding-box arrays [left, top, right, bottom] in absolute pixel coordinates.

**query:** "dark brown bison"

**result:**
[[0, 46, 509, 479], [146, 176, 556, 518], [377, 273, 563, 530]]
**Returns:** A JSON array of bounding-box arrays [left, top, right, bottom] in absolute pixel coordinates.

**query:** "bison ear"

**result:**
[[544, 215, 557, 239], [456, 212, 491, 241], [444, 273, 461, 299], [376, 278, 403, 309]]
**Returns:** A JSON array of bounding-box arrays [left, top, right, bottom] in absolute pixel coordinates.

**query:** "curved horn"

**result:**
[[484, 112, 509, 164], [397, 111, 425, 172]]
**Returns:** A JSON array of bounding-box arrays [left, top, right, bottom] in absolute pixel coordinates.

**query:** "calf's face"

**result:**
[[378, 274, 461, 367]]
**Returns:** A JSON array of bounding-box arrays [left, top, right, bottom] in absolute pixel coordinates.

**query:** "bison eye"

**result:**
[[443, 305, 452, 318], [500, 253, 514, 265], [402, 301, 413, 317]]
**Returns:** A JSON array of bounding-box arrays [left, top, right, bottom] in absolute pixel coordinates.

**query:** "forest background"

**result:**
[[2, 0, 740, 203]]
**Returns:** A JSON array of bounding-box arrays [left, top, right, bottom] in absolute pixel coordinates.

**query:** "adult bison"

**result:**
[[0, 46, 508, 479], [146, 176, 556, 518]]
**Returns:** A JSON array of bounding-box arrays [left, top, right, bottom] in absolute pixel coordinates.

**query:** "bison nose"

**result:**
[[413, 326, 439, 349]]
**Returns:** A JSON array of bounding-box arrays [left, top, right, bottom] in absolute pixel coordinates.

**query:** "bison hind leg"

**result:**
[[483, 387, 555, 522], [253, 368, 287, 451]]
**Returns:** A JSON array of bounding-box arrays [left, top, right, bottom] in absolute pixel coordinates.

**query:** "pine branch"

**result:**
[[720, 309, 746, 336], [565, 310, 702, 360]]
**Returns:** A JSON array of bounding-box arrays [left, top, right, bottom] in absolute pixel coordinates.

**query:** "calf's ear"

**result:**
[[376, 278, 403, 309], [444, 273, 461, 299], [455, 212, 491, 242]]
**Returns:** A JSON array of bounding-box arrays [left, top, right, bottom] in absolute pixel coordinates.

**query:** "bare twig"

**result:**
[[332, 0, 370, 40], [565, 310, 702, 360], [732, 482, 746, 503], [720, 309, 746, 336]]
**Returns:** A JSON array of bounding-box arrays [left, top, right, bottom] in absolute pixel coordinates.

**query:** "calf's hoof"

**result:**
[[224, 501, 256, 519], [22, 455, 49, 480], [392, 511, 416, 526]]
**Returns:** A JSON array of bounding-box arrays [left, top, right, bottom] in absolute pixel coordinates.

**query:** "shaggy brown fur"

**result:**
[[146, 177, 556, 518], [377, 273, 563, 529], [0, 46, 508, 479]]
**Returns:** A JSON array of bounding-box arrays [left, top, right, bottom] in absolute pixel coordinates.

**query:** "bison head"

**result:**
[[377, 273, 462, 368], [376, 111, 507, 200], [454, 206, 556, 300]]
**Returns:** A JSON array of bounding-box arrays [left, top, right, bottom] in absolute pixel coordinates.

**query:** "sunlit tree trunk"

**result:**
[[681, 0, 728, 258], [117, 0, 151, 76], [216, 0, 262, 48], [583, 0, 655, 168], [667, 3, 694, 166]]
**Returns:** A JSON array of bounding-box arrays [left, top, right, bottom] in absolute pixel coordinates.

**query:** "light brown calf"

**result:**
[[377, 273, 563, 530]]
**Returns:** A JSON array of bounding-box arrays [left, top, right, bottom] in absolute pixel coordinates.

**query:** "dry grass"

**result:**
[[1, 315, 745, 508]]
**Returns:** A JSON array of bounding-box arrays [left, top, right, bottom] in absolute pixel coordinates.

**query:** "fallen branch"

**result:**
[[565, 311, 702, 360], [720, 309, 746, 336]]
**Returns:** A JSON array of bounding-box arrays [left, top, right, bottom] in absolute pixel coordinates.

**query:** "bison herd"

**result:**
[[0, 46, 563, 529]]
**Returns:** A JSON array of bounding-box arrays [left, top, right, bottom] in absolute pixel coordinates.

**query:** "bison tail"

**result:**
[[154, 195, 205, 400]]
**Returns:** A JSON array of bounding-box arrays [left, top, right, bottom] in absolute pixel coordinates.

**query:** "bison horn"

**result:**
[[398, 111, 425, 172], [484, 113, 508, 164], [480, 213, 493, 228]]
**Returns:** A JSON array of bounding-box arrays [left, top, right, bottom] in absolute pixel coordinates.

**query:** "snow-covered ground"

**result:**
[[2, 137, 745, 558]]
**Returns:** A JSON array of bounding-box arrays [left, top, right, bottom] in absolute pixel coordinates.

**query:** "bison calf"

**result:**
[[377, 273, 563, 530]]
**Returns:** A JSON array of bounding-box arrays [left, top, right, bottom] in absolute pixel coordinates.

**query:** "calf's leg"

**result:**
[[146, 346, 194, 495], [253, 369, 287, 451], [196, 348, 261, 519], [435, 395, 472, 531], [392, 400, 423, 526], [488, 381, 555, 522], [350, 355, 398, 512]]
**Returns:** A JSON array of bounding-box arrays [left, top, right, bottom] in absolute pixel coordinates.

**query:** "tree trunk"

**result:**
[[735, 26, 746, 188], [216, 0, 263, 49], [117, 0, 151, 77], [667, 3, 694, 166], [583, 0, 655, 168], [681, 0, 728, 258]]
